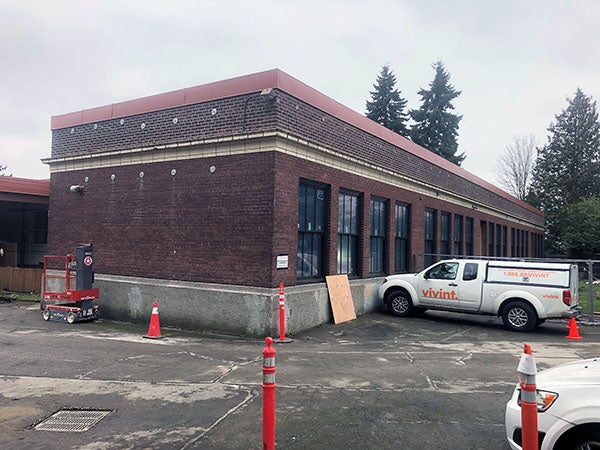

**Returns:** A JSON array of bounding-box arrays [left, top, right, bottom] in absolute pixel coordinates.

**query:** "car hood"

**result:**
[[537, 357, 600, 388]]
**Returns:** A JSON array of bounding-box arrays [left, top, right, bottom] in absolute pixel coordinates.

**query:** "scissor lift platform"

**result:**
[[41, 254, 100, 324]]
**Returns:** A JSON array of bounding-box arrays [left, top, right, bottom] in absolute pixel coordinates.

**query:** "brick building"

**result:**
[[44, 69, 544, 335]]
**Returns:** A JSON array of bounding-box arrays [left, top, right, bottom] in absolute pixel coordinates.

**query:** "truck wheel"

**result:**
[[386, 291, 414, 317], [502, 301, 536, 332]]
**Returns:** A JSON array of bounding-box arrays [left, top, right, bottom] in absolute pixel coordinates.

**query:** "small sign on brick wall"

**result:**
[[276, 254, 289, 269]]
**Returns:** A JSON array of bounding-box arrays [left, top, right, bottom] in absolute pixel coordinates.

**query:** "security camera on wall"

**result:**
[[69, 185, 84, 194]]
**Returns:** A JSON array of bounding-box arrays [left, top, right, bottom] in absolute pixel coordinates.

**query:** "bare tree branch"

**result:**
[[494, 134, 536, 200]]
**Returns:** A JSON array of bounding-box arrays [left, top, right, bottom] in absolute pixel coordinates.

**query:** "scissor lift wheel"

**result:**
[[42, 308, 50, 321], [67, 312, 77, 324]]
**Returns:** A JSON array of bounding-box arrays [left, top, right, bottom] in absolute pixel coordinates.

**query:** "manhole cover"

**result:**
[[34, 409, 112, 432]]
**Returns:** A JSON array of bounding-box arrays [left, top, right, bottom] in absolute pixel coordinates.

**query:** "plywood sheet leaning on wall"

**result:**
[[325, 274, 356, 324]]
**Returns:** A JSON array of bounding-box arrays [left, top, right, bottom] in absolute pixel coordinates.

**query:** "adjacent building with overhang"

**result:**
[[43, 69, 544, 336], [0, 176, 49, 268]]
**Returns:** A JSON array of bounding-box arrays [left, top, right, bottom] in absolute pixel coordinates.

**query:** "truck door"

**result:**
[[418, 261, 460, 308], [457, 262, 482, 311]]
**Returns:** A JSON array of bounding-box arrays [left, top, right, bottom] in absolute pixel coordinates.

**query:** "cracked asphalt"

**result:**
[[1, 300, 598, 449]]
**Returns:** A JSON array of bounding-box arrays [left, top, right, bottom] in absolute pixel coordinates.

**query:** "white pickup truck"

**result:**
[[379, 259, 580, 332]]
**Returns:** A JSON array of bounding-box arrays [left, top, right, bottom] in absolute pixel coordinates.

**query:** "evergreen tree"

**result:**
[[410, 61, 465, 166], [563, 197, 600, 258], [366, 65, 410, 137], [528, 89, 600, 255]]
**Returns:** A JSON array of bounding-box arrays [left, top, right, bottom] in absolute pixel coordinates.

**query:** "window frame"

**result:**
[[424, 208, 437, 266], [337, 190, 360, 276], [440, 211, 451, 257], [465, 217, 474, 256], [394, 202, 410, 273], [369, 196, 387, 274], [297, 181, 327, 280], [453, 214, 463, 256]]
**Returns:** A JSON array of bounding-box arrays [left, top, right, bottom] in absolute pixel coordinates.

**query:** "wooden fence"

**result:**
[[0, 267, 43, 293]]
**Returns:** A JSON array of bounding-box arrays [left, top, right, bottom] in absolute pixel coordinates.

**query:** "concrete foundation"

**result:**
[[94, 274, 384, 337]]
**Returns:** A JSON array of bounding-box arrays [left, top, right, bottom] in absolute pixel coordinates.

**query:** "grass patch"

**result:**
[[0, 289, 41, 302], [578, 280, 600, 315]]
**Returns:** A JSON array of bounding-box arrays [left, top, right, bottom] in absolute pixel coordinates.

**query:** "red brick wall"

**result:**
[[49, 87, 544, 288], [269, 153, 543, 283], [48, 153, 278, 286], [48, 149, 542, 288], [51, 89, 543, 227]]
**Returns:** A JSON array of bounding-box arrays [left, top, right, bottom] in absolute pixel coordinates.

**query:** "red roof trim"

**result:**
[[0, 176, 50, 197], [50, 69, 281, 130], [50, 69, 540, 216]]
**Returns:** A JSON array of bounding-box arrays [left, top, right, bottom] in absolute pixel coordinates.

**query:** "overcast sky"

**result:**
[[1, 1, 598, 185]]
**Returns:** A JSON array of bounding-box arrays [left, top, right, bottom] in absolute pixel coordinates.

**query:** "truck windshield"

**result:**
[[425, 262, 458, 280]]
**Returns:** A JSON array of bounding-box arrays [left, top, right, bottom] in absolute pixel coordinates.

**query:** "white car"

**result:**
[[505, 357, 600, 450]]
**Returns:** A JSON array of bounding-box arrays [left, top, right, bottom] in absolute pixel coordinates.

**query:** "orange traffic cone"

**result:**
[[143, 301, 163, 339], [566, 317, 582, 340]]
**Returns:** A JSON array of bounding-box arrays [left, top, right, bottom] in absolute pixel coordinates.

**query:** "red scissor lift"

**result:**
[[41, 244, 100, 324]]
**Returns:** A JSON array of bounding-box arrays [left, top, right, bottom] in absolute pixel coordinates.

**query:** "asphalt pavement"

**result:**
[[1, 299, 599, 449]]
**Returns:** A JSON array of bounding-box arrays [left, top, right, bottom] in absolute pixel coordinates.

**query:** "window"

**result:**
[[27, 211, 48, 244], [488, 223, 495, 256], [465, 218, 474, 256], [496, 224, 502, 257], [440, 212, 450, 257], [297, 182, 326, 279], [454, 215, 463, 256], [511, 228, 516, 257], [533, 233, 543, 258], [463, 262, 478, 281], [502, 226, 508, 257], [425, 261, 458, 280], [424, 209, 436, 266], [395, 203, 410, 273], [338, 191, 359, 275], [370, 198, 386, 274]]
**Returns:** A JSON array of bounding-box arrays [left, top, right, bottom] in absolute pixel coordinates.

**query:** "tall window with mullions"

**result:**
[[488, 223, 495, 256], [370, 198, 386, 274], [424, 209, 436, 266], [338, 191, 359, 275], [465, 217, 474, 256], [395, 203, 410, 273], [496, 224, 502, 257], [440, 212, 450, 257], [453, 214, 463, 256], [297, 182, 326, 279]]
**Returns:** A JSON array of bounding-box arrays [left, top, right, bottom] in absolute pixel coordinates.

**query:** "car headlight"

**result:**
[[518, 389, 559, 412]]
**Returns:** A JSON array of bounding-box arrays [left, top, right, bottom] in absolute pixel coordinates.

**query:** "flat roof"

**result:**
[[51, 68, 541, 216]]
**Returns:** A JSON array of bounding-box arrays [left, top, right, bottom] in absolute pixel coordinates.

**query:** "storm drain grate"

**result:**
[[34, 409, 112, 432]]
